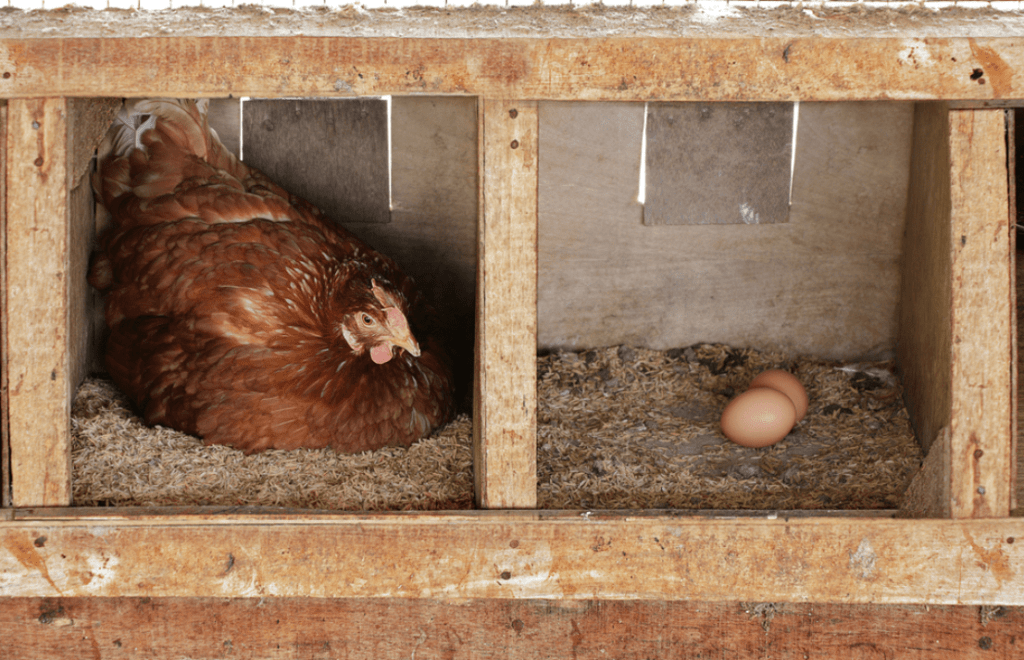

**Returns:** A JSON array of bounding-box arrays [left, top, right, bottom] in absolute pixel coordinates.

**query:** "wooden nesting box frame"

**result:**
[[1, 18, 1023, 606]]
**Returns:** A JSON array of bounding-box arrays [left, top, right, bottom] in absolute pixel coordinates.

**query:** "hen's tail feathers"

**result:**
[[94, 98, 250, 210]]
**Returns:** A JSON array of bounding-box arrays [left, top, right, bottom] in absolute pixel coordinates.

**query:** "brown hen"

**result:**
[[89, 99, 455, 453]]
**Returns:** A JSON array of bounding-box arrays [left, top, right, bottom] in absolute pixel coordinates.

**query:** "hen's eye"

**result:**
[[361, 313, 375, 326]]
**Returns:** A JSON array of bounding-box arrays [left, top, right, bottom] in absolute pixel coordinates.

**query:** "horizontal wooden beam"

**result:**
[[0, 37, 1022, 102], [3, 597, 1023, 660], [1, 511, 1022, 604]]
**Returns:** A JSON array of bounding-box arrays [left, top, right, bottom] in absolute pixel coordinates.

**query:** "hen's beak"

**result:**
[[392, 331, 421, 358], [384, 307, 421, 357]]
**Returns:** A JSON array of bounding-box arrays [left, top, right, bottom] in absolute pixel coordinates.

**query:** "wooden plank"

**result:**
[[0, 101, 6, 509], [644, 102, 793, 225], [475, 99, 537, 509], [2, 598, 1023, 660], [2, 513, 1024, 603], [949, 108, 1014, 519], [5, 99, 71, 507], [537, 101, 910, 359], [242, 98, 390, 225], [1010, 109, 1019, 513], [1, 37, 1024, 102], [66, 98, 119, 186], [206, 97, 241, 157], [66, 98, 120, 395], [900, 103, 954, 458]]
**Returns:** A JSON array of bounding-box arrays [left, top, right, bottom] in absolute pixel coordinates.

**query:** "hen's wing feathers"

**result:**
[[92, 99, 454, 453]]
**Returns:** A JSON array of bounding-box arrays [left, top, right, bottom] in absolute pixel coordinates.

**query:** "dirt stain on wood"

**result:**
[[962, 529, 1015, 589], [968, 39, 1014, 98], [3, 534, 62, 595]]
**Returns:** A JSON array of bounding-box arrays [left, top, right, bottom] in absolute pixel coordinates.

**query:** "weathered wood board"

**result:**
[[206, 97, 240, 157], [2, 597, 1023, 660], [0, 101, 6, 509], [475, 99, 538, 509], [5, 98, 118, 508], [0, 36, 1023, 103], [6, 98, 71, 508], [1, 512, 1023, 604], [643, 101, 794, 226], [242, 98, 390, 225], [900, 103, 954, 458], [948, 108, 1013, 518], [538, 101, 911, 359], [899, 106, 1013, 517]]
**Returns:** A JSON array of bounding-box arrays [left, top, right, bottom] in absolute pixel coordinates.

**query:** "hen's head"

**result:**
[[339, 278, 421, 365]]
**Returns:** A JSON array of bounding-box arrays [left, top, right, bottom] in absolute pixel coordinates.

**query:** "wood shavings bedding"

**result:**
[[536, 344, 920, 510], [72, 343, 921, 511]]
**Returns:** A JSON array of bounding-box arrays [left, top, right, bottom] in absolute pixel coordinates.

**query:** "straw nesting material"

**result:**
[[72, 343, 921, 511], [536, 343, 921, 510], [72, 378, 475, 510]]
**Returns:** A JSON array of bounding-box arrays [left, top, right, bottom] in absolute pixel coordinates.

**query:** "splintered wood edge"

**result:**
[[949, 108, 1014, 518], [475, 99, 538, 509], [0, 37, 1023, 102], [0, 513, 1022, 604], [5, 98, 71, 507]]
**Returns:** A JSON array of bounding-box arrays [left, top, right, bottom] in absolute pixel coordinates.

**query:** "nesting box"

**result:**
[[1, 10, 1023, 607]]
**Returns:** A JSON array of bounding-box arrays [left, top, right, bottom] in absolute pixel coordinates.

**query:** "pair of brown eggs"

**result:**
[[719, 370, 808, 448]]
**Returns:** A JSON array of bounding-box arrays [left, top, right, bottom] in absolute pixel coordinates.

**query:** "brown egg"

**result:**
[[720, 387, 797, 448], [749, 369, 808, 422]]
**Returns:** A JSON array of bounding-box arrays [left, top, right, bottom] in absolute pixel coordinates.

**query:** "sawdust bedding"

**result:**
[[72, 343, 921, 511]]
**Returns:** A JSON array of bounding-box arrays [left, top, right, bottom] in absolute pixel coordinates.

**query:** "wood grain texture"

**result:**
[[5, 98, 71, 507], [0, 102, 7, 509], [643, 101, 793, 225], [475, 99, 537, 509], [900, 103, 954, 458], [0, 37, 1023, 102], [1, 598, 1023, 660], [206, 97, 240, 157], [242, 98, 390, 225], [1, 512, 1023, 603], [66, 99, 119, 400], [1009, 108, 1018, 513], [66, 98, 119, 186], [901, 426, 953, 518], [538, 101, 910, 359], [949, 108, 1014, 519]]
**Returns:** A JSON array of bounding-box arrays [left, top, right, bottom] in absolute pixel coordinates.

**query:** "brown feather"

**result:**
[[90, 99, 455, 453]]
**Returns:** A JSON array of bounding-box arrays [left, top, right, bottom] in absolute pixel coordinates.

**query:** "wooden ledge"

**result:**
[[2, 511, 1022, 604]]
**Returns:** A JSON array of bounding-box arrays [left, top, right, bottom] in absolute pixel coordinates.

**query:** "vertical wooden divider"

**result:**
[[0, 102, 7, 509], [474, 99, 538, 509], [6, 98, 72, 507], [948, 108, 1014, 518]]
